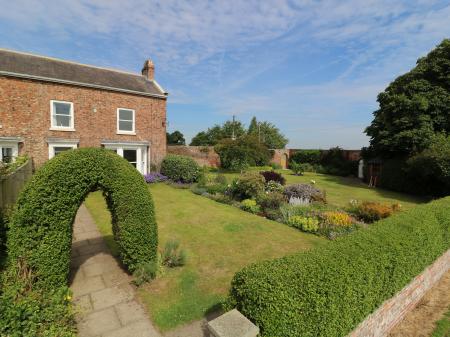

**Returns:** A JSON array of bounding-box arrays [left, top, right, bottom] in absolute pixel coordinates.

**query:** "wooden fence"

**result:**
[[0, 159, 33, 210]]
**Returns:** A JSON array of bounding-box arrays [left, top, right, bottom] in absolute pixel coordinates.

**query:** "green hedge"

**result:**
[[1, 148, 157, 336], [228, 197, 450, 337], [160, 154, 201, 183]]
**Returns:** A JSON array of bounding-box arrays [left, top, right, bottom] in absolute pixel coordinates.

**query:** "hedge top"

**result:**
[[228, 196, 450, 337], [6, 147, 157, 288]]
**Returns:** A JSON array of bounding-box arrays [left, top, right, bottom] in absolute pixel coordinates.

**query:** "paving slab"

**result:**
[[70, 204, 162, 337]]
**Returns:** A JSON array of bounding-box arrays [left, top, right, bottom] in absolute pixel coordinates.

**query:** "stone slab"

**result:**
[[207, 309, 259, 337]]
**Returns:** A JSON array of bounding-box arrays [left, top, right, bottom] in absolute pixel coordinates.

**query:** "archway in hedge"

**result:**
[[6, 148, 157, 288]]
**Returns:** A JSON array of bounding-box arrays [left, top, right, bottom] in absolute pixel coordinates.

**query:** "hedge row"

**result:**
[[1, 148, 157, 336], [228, 197, 450, 337]]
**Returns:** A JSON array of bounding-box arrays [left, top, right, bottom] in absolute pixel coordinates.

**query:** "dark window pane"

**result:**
[[2, 148, 13, 163], [53, 102, 71, 115], [123, 149, 137, 163], [54, 115, 71, 127], [119, 109, 133, 121], [54, 147, 73, 156], [119, 120, 133, 131]]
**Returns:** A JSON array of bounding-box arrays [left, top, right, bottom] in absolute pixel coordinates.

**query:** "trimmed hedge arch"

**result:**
[[6, 147, 157, 288]]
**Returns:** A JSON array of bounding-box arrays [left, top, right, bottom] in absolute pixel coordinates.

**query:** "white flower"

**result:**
[[310, 180, 316, 184]]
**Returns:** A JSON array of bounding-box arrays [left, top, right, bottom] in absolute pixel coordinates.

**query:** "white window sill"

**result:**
[[50, 127, 76, 132], [117, 131, 136, 135]]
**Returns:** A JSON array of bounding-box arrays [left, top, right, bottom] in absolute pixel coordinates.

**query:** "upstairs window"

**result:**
[[117, 108, 135, 134], [50, 100, 74, 130]]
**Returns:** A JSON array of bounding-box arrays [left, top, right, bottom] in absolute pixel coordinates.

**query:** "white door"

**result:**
[[106, 145, 147, 174]]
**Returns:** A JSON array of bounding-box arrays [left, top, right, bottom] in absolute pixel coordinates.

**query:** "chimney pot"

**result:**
[[142, 59, 154, 80]]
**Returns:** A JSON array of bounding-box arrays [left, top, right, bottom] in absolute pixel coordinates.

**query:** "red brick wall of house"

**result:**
[[0, 76, 166, 168]]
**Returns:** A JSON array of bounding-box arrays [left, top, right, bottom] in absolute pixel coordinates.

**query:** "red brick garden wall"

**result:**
[[348, 249, 450, 337], [0, 76, 167, 167], [167, 146, 220, 167]]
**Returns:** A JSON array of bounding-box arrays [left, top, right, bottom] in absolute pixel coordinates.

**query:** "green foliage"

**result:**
[[366, 39, 450, 157], [0, 155, 29, 176], [287, 216, 319, 232], [247, 117, 289, 149], [320, 147, 358, 176], [166, 130, 186, 145], [162, 240, 187, 268], [290, 150, 321, 165], [289, 161, 304, 175], [256, 192, 286, 212], [228, 196, 450, 337], [161, 154, 201, 183], [430, 307, 450, 337], [0, 208, 8, 266], [264, 181, 284, 193], [270, 162, 282, 170], [214, 173, 228, 185], [133, 261, 159, 286], [260, 170, 286, 185], [1, 148, 157, 336], [229, 171, 265, 200], [214, 135, 271, 171], [348, 201, 399, 223], [240, 199, 261, 214], [190, 120, 246, 146]]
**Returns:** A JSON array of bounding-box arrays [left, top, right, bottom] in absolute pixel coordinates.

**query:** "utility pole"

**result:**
[[258, 122, 261, 144], [231, 115, 236, 140]]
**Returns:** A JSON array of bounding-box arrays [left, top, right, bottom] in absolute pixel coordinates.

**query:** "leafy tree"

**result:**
[[190, 120, 246, 146], [247, 116, 288, 149], [166, 130, 186, 145], [365, 39, 450, 158]]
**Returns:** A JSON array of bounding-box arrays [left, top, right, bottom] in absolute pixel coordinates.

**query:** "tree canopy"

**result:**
[[190, 117, 288, 149], [167, 130, 186, 145], [365, 39, 450, 158]]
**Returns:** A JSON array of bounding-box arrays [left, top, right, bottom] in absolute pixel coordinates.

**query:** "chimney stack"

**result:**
[[141, 59, 154, 80]]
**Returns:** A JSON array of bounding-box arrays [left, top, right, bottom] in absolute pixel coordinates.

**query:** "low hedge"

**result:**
[[228, 197, 450, 337], [1, 148, 157, 336], [160, 154, 201, 183]]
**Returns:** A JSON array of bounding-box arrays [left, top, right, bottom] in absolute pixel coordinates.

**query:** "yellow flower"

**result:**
[[65, 295, 72, 301]]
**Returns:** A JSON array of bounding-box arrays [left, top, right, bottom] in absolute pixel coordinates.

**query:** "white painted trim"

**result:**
[[103, 143, 148, 174], [0, 141, 19, 162], [48, 142, 78, 159], [116, 108, 135, 135], [50, 100, 74, 130], [152, 79, 167, 95]]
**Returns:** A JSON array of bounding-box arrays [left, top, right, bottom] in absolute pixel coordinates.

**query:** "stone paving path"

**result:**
[[70, 204, 162, 337]]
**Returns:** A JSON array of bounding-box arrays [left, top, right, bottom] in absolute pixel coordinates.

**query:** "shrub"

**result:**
[[321, 211, 353, 227], [0, 148, 157, 336], [162, 240, 187, 268], [287, 216, 319, 232], [265, 181, 284, 193], [240, 199, 261, 214], [228, 196, 450, 337], [190, 185, 207, 195], [144, 172, 168, 183], [229, 171, 265, 200], [349, 201, 398, 223], [214, 135, 271, 171], [270, 163, 282, 170], [289, 161, 304, 175], [206, 184, 227, 195], [0, 155, 29, 176], [0, 208, 8, 265], [160, 154, 201, 183], [260, 170, 286, 185], [290, 149, 321, 165], [284, 183, 325, 203], [132, 261, 158, 286], [256, 192, 286, 211], [214, 174, 228, 185]]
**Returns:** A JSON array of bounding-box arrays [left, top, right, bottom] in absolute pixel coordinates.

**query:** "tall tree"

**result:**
[[365, 39, 450, 158], [190, 120, 246, 146], [166, 130, 186, 145], [247, 116, 288, 149]]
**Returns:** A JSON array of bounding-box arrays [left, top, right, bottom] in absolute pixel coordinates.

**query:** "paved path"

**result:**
[[70, 204, 162, 337]]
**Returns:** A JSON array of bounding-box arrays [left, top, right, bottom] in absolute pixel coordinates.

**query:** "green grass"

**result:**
[[431, 307, 450, 337], [212, 169, 426, 208], [85, 184, 325, 330]]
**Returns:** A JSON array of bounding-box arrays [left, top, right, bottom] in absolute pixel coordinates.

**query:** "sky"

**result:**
[[0, 1, 449, 149]]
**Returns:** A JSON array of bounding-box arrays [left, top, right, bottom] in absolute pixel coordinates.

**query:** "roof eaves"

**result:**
[[0, 71, 167, 99]]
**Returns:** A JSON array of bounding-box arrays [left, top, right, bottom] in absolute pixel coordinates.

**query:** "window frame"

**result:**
[[48, 142, 78, 159], [116, 108, 136, 135], [0, 142, 19, 163], [50, 100, 75, 131]]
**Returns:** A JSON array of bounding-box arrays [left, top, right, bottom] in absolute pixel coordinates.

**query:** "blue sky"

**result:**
[[1, 0, 449, 148]]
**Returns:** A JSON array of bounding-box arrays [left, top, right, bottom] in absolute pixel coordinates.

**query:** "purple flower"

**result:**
[[144, 172, 168, 184]]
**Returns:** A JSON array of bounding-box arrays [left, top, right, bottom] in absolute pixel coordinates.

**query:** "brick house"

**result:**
[[0, 49, 168, 174]]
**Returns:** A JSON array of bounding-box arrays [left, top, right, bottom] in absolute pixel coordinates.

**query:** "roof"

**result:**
[[0, 48, 167, 98]]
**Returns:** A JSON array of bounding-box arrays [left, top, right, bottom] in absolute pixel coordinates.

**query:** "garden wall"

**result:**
[[167, 146, 220, 167], [0, 159, 32, 210], [289, 149, 362, 161], [348, 248, 450, 337]]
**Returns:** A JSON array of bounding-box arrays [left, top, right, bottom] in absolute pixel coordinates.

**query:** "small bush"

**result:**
[[190, 185, 207, 195], [160, 154, 201, 183], [228, 196, 450, 337], [260, 170, 286, 185], [144, 172, 168, 183], [350, 201, 399, 223], [287, 216, 319, 232], [214, 174, 228, 185], [321, 211, 353, 227], [229, 171, 265, 200], [256, 192, 286, 212], [265, 181, 284, 193], [162, 240, 187, 268], [270, 163, 282, 170], [133, 261, 159, 286], [284, 183, 325, 203], [289, 161, 304, 175], [206, 184, 228, 195], [240, 199, 261, 214]]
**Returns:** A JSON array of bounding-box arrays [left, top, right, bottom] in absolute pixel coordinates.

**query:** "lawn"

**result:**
[[85, 183, 325, 331], [211, 169, 426, 208]]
